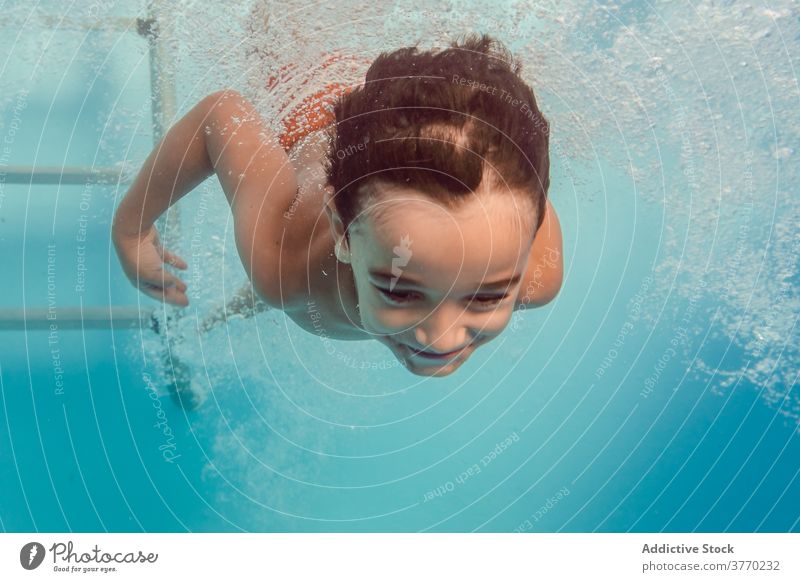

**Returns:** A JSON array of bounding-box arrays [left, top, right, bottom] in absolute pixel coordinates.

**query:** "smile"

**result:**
[[401, 343, 470, 360]]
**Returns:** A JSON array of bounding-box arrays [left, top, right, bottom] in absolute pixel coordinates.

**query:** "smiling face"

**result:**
[[325, 182, 537, 377]]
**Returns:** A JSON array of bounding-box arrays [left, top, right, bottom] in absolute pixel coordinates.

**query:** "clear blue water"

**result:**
[[1, 1, 798, 532]]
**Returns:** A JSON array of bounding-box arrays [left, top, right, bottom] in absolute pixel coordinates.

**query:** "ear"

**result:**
[[323, 190, 352, 264]]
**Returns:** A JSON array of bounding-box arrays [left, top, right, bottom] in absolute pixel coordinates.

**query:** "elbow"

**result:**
[[200, 89, 247, 135], [538, 262, 564, 306], [531, 280, 562, 307], [519, 264, 563, 309], [528, 279, 563, 308]]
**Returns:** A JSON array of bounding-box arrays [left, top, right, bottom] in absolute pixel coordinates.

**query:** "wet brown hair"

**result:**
[[323, 33, 551, 241]]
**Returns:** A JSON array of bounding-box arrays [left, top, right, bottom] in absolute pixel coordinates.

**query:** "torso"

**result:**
[[273, 129, 368, 340]]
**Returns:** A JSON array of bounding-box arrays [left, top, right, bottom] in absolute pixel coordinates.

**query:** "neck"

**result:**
[[334, 256, 362, 327]]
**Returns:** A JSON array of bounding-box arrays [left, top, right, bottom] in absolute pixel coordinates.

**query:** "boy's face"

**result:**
[[331, 186, 536, 377]]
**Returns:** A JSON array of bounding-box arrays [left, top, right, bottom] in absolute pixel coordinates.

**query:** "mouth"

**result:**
[[399, 342, 470, 361]]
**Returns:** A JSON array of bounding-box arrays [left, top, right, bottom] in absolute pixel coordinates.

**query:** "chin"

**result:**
[[399, 357, 464, 377], [407, 365, 460, 377], [379, 336, 472, 377]]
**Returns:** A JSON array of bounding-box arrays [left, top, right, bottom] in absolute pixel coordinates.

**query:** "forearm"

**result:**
[[113, 93, 221, 237]]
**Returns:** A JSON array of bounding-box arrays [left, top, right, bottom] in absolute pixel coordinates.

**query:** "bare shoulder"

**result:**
[[515, 198, 564, 310], [201, 89, 303, 308], [251, 131, 337, 310]]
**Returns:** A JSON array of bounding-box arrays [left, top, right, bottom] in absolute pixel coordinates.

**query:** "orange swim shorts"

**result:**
[[267, 52, 371, 152]]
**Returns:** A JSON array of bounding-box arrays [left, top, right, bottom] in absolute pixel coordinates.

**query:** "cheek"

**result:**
[[365, 301, 515, 337], [352, 286, 408, 331], [364, 305, 418, 333], [476, 307, 515, 334], [418, 301, 515, 342]]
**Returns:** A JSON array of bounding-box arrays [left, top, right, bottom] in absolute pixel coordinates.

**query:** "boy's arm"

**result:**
[[515, 199, 564, 309], [112, 93, 217, 238], [112, 90, 298, 307], [111, 92, 223, 305], [200, 90, 299, 307]]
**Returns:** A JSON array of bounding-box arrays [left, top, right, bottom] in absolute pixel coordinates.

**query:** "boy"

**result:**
[[112, 33, 563, 378]]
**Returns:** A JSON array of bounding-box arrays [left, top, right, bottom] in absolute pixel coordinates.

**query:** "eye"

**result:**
[[470, 294, 510, 308], [376, 286, 418, 304], [375, 285, 510, 308]]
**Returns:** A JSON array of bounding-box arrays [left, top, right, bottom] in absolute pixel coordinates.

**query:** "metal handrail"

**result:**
[[1, 6, 182, 332], [34, 16, 145, 32], [143, 11, 181, 248], [1, 165, 130, 185], [0, 307, 155, 331]]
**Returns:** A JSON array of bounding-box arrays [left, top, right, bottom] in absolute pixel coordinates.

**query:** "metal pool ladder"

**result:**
[[0, 12, 179, 332]]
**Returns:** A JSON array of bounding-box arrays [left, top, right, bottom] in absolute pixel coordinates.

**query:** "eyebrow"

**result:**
[[369, 270, 522, 291]]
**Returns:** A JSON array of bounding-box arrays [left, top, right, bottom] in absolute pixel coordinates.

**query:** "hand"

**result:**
[[112, 224, 189, 306]]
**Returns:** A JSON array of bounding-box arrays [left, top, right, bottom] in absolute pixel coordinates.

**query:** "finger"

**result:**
[[140, 282, 170, 303], [163, 250, 188, 270], [140, 281, 189, 307], [143, 270, 186, 291], [151, 279, 187, 295], [163, 286, 190, 307]]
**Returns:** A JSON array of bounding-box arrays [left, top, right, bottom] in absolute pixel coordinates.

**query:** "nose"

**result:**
[[413, 303, 470, 353]]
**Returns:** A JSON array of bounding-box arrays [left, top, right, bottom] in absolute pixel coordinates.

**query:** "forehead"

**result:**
[[353, 189, 535, 284]]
